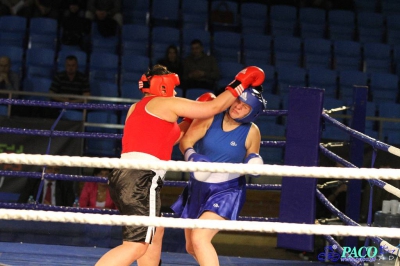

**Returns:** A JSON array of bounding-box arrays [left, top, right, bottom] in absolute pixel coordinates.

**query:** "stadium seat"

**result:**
[[213, 31, 241, 63], [273, 36, 302, 67], [217, 61, 244, 89], [327, 10, 355, 41], [362, 42, 393, 74], [240, 3, 268, 34], [303, 38, 332, 69], [269, 5, 297, 36], [369, 72, 399, 103], [298, 7, 326, 38], [0, 16, 27, 47], [151, 0, 180, 27], [307, 68, 338, 99], [275, 66, 307, 97], [181, 0, 208, 29], [243, 34, 272, 65], [356, 12, 385, 43], [332, 40, 362, 71], [338, 70, 368, 101], [120, 82, 143, 100]]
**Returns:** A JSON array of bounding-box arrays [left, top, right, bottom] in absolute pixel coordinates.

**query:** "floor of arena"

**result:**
[[0, 241, 330, 266]]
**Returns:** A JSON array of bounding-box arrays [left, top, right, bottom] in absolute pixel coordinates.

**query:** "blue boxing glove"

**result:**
[[244, 153, 263, 178], [184, 148, 211, 181], [184, 148, 211, 162]]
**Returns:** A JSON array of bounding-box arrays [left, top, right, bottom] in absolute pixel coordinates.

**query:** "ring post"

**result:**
[[277, 87, 324, 252], [344, 86, 368, 248]]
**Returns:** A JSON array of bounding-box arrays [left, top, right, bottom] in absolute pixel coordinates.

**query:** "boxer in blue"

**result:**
[[171, 87, 267, 266]]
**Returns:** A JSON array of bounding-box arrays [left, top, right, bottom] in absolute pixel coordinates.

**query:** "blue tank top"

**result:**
[[197, 112, 251, 163]]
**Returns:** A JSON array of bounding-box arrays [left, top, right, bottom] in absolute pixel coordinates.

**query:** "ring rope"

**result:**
[[1, 153, 400, 179], [316, 189, 400, 257], [0, 127, 121, 139], [319, 144, 400, 198], [0, 99, 288, 117], [0, 98, 130, 111], [0, 170, 282, 190], [0, 209, 399, 238], [322, 113, 400, 157], [0, 202, 278, 222], [0, 170, 108, 183], [0, 127, 286, 149]]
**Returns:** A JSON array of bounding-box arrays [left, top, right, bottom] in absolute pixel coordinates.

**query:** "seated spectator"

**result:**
[[60, 0, 91, 48], [0, 56, 20, 94], [182, 39, 220, 92], [156, 45, 183, 78], [85, 0, 122, 37], [61, 0, 86, 17], [79, 168, 116, 209], [17, 165, 75, 206], [49, 55, 90, 103], [18, 0, 60, 19], [0, 0, 32, 16]]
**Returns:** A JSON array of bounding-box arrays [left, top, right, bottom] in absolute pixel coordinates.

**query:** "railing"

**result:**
[[1, 89, 399, 142], [0, 89, 136, 130]]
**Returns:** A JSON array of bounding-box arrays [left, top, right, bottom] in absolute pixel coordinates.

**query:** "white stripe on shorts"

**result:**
[[145, 169, 165, 243]]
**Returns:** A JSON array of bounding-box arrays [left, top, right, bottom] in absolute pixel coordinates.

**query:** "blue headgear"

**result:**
[[234, 87, 267, 124]]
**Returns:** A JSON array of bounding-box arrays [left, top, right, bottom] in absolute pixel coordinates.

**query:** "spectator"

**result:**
[[85, 0, 122, 37], [61, 0, 86, 17], [60, 0, 91, 48], [0, 0, 32, 16], [79, 168, 116, 209], [17, 165, 75, 206], [49, 55, 90, 103], [0, 56, 20, 92], [18, 0, 61, 19], [182, 39, 220, 92], [157, 45, 183, 78]]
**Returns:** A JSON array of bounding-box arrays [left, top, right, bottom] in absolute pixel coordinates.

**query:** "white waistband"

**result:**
[[121, 152, 166, 179], [194, 172, 240, 183], [121, 152, 160, 161]]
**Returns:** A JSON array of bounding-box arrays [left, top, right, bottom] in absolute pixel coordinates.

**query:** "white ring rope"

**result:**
[[1, 153, 400, 180], [1, 209, 400, 239]]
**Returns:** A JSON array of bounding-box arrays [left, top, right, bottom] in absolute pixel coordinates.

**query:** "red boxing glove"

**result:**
[[196, 92, 216, 102], [226, 66, 265, 97], [183, 92, 216, 123]]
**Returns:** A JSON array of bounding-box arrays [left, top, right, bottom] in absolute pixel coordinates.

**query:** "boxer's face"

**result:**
[[229, 99, 251, 120]]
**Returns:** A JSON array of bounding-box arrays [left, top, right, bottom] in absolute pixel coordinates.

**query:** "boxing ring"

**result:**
[[1, 86, 400, 265]]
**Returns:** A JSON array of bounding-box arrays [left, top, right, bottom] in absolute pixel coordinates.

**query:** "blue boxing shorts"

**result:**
[[171, 174, 246, 220]]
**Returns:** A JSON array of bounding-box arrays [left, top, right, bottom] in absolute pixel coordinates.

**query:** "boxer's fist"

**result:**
[[182, 92, 216, 124], [196, 92, 216, 102], [185, 148, 212, 181], [226, 66, 265, 97], [244, 153, 263, 177], [184, 148, 211, 162]]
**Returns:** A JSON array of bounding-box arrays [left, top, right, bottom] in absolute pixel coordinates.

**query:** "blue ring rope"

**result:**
[[322, 113, 392, 152], [0, 99, 288, 117], [0, 170, 282, 190], [0, 98, 130, 111], [0, 127, 121, 139]]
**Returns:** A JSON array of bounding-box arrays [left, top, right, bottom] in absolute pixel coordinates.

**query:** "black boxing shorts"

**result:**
[[108, 168, 164, 243]]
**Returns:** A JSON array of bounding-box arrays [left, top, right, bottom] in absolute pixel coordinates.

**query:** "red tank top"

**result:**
[[122, 96, 180, 160]]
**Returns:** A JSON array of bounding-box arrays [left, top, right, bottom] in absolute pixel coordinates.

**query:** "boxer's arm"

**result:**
[[179, 116, 213, 155]]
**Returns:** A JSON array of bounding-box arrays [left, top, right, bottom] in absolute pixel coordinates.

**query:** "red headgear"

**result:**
[[138, 73, 180, 97]]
